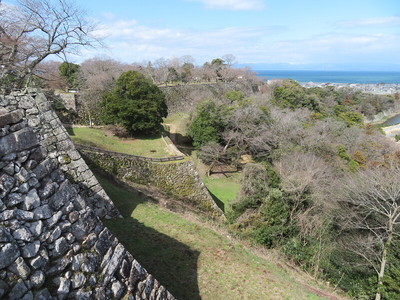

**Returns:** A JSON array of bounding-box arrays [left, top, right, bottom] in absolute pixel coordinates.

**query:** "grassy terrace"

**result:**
[[100, 175, 341, 300], [67, 127, 171, 158]]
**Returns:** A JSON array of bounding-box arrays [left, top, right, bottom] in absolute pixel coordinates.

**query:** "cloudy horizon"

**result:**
[[5, 0, 400, 70]]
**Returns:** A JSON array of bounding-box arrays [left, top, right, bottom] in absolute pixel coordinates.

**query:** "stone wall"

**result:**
[[77, 145, 224, 218], [0, 90, 174, 299], [55, 92, 77, 111], [0, 90, 119, 219]]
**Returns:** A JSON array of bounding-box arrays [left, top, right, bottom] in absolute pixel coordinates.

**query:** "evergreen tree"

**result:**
[[101, 71, 168, 135]]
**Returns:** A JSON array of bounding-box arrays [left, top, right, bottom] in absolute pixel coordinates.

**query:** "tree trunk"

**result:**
[[375, 221, 393, 300]]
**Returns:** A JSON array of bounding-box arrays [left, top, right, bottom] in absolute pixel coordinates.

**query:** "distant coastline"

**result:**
[[255, 70, 400, 84]]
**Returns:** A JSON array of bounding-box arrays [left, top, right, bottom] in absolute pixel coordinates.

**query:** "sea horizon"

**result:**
[[254, 70, 400, 84]]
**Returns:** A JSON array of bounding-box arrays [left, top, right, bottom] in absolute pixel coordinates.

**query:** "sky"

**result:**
[[5, 0, 400, 70]]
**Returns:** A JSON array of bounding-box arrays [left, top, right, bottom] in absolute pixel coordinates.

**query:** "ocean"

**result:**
[[255, 70, 400, 84]]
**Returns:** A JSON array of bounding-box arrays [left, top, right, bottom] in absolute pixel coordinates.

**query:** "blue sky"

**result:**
[[6, 0, 400, 70]]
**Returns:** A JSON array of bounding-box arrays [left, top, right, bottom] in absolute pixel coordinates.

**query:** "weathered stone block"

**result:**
[[13, 227, 33, 241], [15, 209, 35, 221], [8, 257, 31, 280], [47, 226, 61, 243], [0, 242, 20, 269], [5, 193, 22, 207], [44, 256, 71, 276], [0, 227, 13, 243], [33, 205, 52, 220], [57, 277, 70, 300], [48, 180, 75, 210], [29, 254, 48, 270], [0, 109, 24, 127], [29, 221, 43, 237], [100, 243, 125, 285], [30, 270, 45, 289], [8, 279, 28, 300], [0, 128, 39, 157], [52, 237, 69, 258], [21, 240, 40, 258], [32, 158, 57, 180], [71, 210, 96, 241], [21, 189, 40, 210], [0, 173, 15, 197]]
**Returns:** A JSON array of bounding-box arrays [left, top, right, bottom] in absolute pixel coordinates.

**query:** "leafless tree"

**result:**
[[78, 58, 129, 126], [153, 57, 169, 85], [180, 55, 195, 65], [339, 162, 400, 300], [35, 60, 66, 90], [198, 141, 226, 176], [222, 104, 275, 160], [0, 0, 99, 88], [274, 151, 332, 222], [222, 54, 237, 66]]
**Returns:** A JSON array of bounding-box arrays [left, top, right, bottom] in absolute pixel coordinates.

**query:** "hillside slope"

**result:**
[[101, 175, 346, 300]]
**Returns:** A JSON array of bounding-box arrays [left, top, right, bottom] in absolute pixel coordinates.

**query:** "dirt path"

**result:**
[[164, 123, 178, 143]]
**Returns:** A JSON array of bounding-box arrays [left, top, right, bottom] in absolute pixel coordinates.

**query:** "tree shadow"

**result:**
[[97, 173, 202, 300]]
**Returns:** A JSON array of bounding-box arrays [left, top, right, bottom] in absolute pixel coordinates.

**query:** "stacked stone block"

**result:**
[[0, 90, 174, 299]]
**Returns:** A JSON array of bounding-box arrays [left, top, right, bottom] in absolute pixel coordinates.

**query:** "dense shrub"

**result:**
[[188, 100, 224, 148]]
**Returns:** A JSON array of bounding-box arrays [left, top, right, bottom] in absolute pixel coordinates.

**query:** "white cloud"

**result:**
[[69, 15, 400, 68], [186, 0, 265, 11], [242, 33, 400, 65], [337, 16, 400, 28]]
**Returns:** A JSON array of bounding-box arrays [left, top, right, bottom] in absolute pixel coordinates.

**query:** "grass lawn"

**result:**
[[202, 173, 241, 212], [67, 127, 171, 158], [100, 175, 342, 300]]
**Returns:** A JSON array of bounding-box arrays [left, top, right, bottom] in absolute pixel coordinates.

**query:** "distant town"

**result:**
[[301, 82, 400, 95]]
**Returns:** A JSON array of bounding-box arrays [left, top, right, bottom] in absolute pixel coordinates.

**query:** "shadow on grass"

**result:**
[[207, 188, 225, 213], [66, 126, 75, 136], [97, 173, 201, 300]]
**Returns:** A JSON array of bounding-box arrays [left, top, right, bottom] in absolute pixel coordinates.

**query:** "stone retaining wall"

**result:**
[[0, 90, 174, 299], [77, 145, 224, 217]]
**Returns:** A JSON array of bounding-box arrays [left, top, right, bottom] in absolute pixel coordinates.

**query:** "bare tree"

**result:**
[[0, 0, 99, 88], [340, 163, 400, 300], [153, 57, 169, 85], [35, 60, 66, 90], [78, 58, 129, 126], [222, 54, 237, 66], [274, 151, 332, 222]]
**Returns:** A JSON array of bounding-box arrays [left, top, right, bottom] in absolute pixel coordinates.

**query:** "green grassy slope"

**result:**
[[100, 175, 343, 300], [202, 174, 241, 212]]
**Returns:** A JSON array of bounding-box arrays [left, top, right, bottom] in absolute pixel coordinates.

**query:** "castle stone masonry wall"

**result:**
[[77, 144, 224, 218], [0, 90, 174, 300]]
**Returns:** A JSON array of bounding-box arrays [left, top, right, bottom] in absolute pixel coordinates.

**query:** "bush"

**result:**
[[225, 90, 245, 103], [273, 80, 320, 111], [338, 111, 363, 126], [188, 100, 224, 148]]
